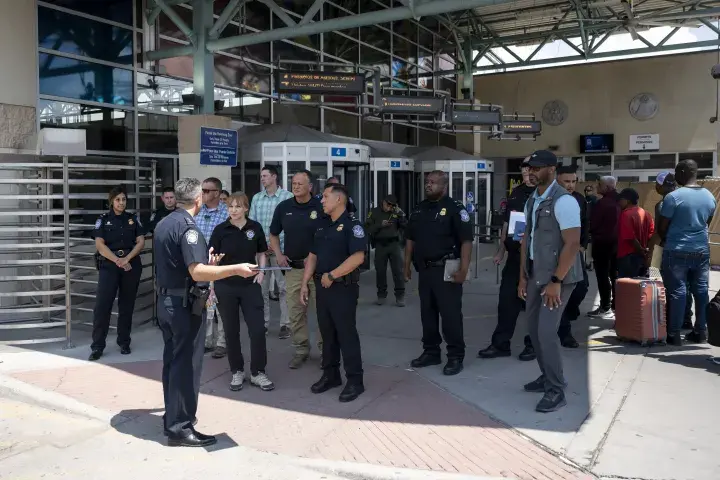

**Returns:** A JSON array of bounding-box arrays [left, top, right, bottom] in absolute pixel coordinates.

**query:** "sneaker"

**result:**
[[587, 308, 614, 320], [376, 297, 387, 305], [251, 372, 275, 391], [212, 346, 227, 359], [535, 389, 566, 412], [523, 375, 546, 393], [230, 371, 245, 391], [278, 325, 291, 339], [685, 330, 708, 344], [396, 295, 406, 307]]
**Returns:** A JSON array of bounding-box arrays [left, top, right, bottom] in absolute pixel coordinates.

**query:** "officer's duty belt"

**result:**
[[424, 258, 447, 268], [313, 272, 359, 285], [375, 238, 399, 246], [157, 287, 187, 296], [114, 250, 127, 257], [288, 259, 305, 269]]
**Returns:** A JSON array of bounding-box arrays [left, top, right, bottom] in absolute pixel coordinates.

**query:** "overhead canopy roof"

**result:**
[[401, 146, 484, 162]]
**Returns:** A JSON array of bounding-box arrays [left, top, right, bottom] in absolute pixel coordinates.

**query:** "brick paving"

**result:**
[[11, 353, 592, 480]]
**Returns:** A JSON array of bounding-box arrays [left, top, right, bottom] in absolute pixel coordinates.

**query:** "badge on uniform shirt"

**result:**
[[460, 210, 470, 223], [128, 219, 134, 225], [185, 230, 199, 245], [310, 210, 317, 220], [94, 219, 102, 229], [352, 225, 365, 238], [440, 208, 447, 216], [337, 224, 344, 232], [246, 230, 255, 240]]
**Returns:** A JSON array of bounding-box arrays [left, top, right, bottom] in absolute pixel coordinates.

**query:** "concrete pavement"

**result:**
[[1, 246, 719, 479]]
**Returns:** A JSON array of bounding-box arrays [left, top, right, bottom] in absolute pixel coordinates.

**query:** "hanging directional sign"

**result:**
[[379, 96, 444, 114], [502, 120, 543, 135], [276, 71, 365, 95], [451, 109, 502, 126], [331, 147, 347, 157], [200, 127, 238, 167]]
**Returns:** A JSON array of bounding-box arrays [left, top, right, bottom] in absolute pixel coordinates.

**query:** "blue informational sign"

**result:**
[[466, 191, 474, 202], [390, 160, 401, 168], [466, 203, 475, 213], [477, 162, 486, 170], [200, 127, 238, 167], [331, 147, 347, 157]]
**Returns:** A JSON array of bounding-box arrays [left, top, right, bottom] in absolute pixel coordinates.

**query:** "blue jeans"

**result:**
[[661, 250, 710, 335]]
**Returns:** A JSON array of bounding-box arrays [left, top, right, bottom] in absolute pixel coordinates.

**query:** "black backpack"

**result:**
[[707, 291, 720, 347]]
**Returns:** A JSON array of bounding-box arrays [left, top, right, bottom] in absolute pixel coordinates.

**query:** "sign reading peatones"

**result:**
[[629, 133, 659, 152], [276, 71, 365, 95], [502, 120, 543, 135], [379, 96, 445, 114]]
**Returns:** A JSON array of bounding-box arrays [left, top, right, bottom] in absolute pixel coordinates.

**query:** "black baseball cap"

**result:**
[[383, 194, 398, 206], [618, 188, 640, 204], [526, 150, 558, 168]]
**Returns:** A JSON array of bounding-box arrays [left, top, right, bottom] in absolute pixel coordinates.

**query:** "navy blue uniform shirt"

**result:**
[[405, 196, 474, 264], [154, 209, 208, 289], [210, 218, 267, 287], [503, 183, 535, 252], [311, 210, 367, 274], [92, 210, 142, 251], [270, 196, 323, 261]]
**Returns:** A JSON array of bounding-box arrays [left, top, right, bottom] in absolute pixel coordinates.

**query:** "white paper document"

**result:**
[[444, 259, 470, 283]]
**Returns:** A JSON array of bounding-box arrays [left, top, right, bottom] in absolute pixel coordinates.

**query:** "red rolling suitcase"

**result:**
[[615, 278, 667, 345]]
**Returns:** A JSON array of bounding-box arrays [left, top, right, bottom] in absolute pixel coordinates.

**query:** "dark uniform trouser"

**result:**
[[215, 282, 267, 375], [526, 279, 575, 392], [158, 294, 206, 435], [592, 240, 617, 310], [315, 279, 363, 383], [91, 258, 142, 351], [374, 240, 405, 298], [491, 250, 530, 350], [418, 266, 465, 360]]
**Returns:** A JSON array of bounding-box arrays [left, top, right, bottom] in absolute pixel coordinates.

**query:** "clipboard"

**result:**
[[251, 266, 292, 272], [444, 259, 470, 283]]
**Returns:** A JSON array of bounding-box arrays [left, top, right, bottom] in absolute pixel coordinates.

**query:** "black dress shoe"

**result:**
[[477, 345, 511, 359], [667, 333, 683, 346], [685, 330, 708, 344], [410, 353, 442, 369], [523, 375, 546, 393], [560, 336, 579, 348], [311, 372, 342, 394], [339, 382, 365, 402], [163, 418, 198, 436], [120, 345, 131, 355], [518, 345, 536, 361], [443, 359, 463, 376], [167, 429, 217, 447], [535, 389, 566, 413], [88, 350, 102, 361]]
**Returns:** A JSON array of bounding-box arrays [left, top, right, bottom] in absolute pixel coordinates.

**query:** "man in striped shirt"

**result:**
[[250, 165, 293, 338], [195, 177, 229, 358]]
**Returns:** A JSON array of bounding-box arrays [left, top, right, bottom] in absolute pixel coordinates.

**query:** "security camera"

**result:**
[[711, 64, 720, 79]]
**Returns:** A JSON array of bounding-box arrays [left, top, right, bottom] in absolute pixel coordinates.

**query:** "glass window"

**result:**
[[451, 172, 463, 200], [614, 153, 676, 170], [136, 72, 193, 114], [38, 99, 133, 152], [39, 53, 134, 106], [376, 169, 389, 203], [137, 112, 179, 155], [679, 152, 713, 169], [157, 5, 193, 40], [698, 170, 714, 179], [310, 162, 329, 194], [584, 155, 611, 170], [584, 172, 610, 182], [42, 0, 133, 25], [39, 7, 134, 64], [215, 55, 271, 94]]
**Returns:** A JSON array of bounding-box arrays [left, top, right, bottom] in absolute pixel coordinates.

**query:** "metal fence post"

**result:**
[[63, 156, 74, 349]]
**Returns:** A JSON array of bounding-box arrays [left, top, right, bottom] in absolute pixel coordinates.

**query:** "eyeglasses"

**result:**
[[202, 189, 218, 194]]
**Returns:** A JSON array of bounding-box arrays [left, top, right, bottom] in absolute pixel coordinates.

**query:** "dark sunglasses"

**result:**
[[202, 189, 218, 194]]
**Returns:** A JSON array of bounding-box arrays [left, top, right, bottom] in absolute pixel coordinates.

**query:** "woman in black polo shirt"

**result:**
[[210, 192, 274, 392]]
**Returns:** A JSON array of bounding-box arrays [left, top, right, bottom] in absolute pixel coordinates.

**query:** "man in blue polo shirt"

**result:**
[[658, 160, 716, 345]]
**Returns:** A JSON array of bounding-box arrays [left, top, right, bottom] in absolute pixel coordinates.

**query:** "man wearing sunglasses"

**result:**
[[195, 177, 230, 359]]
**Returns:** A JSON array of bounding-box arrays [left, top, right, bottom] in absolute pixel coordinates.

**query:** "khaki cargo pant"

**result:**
[[285, 268, 322, 356]]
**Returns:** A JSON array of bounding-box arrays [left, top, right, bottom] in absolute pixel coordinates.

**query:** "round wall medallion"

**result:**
[[629, 93, 659, 121], [542, 100, 568, 126]]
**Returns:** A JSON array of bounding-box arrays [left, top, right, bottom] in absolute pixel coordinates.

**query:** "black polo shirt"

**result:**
[[210, 219, 267, 287], [270, 196, 323, 260], [405, 196, 474, 265], [311, 211, 367, 274], [154, 209, 209, 289], [92, 210, 143, 252], [503, 183, 535, 252], [146, 206, 175, 233]]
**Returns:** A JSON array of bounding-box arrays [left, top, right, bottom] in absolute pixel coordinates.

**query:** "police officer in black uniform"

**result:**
[[154, 177, 259, 447], [478, 160, 537, 361], [404, 170, 473, 376], [301, 183, 367, 402], [316, 176, 357, 216], [90, 186, 145, 361], [146, 187, 176, 233]]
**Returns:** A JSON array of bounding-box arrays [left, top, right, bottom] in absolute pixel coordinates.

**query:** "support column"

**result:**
[[178, 115, 233, 191], [192, 0, 215, 114], [456, 42, 481, 155]]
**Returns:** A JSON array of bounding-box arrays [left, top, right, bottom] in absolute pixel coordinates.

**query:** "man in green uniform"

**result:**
[[366, 194, 407, 307]]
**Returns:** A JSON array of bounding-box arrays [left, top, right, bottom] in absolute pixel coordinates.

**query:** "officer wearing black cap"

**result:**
[[154, 177, 259, 447], [478, 158, 537, 361], [404, 170, 473, 376], [365, 194, 407, 306], [301, 183, 367, 402], [90, 186, 144, 361]]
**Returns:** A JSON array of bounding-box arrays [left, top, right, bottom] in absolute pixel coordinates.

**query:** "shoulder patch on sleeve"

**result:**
[[185, 229, 199, 245], [94, 219, 102, 229], [460, 210, 470, 222], [352, 224, 365, 238]]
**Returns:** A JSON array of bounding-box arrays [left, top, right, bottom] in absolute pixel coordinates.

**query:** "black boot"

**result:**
[[311, 370, 342, 394], [339, 381, 365, 402], [410, 352, 441, 369], [477, 345, 511, 359], [518, 345, 536, 361], [443, 358, 463, 376]]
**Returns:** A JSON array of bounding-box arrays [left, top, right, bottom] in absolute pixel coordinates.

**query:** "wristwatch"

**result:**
[[327, 272, 335, 281], [550, 275, 562, 284]]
